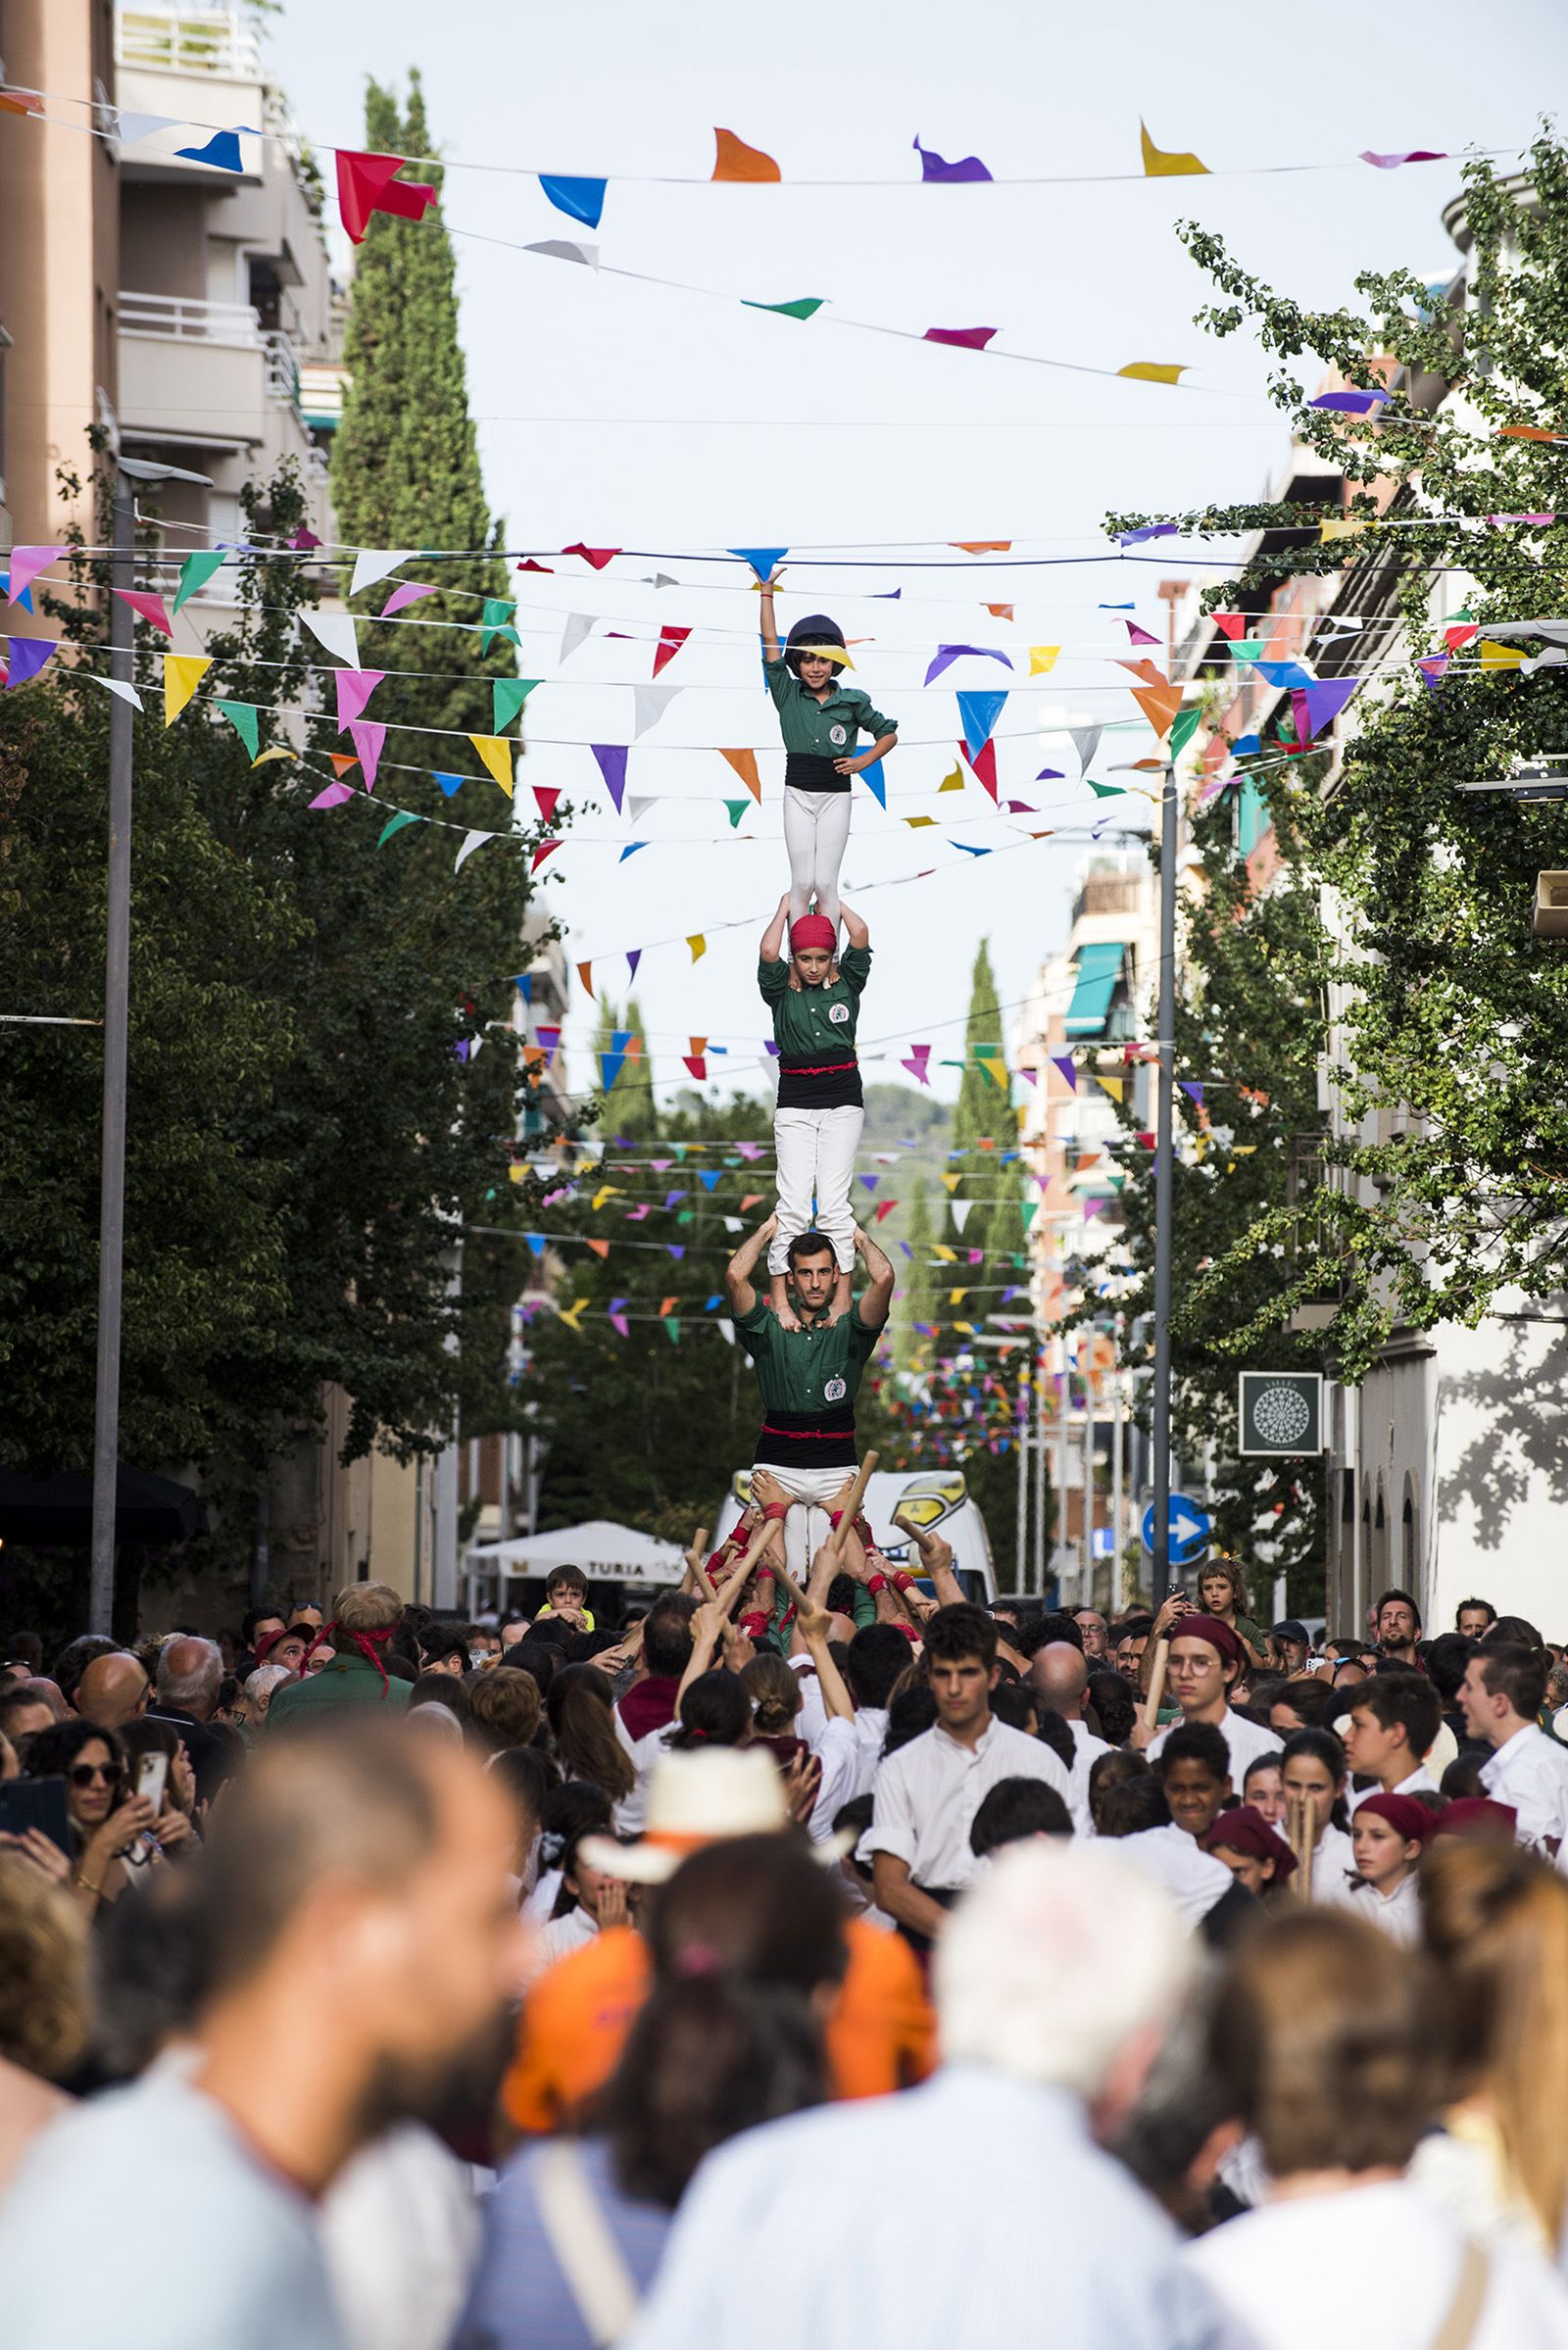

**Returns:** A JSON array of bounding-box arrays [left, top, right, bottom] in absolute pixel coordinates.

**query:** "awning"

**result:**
[[1063, 941, 1126, 1037]]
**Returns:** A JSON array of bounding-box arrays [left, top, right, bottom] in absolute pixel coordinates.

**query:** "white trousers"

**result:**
[[770, 1104, 863, 1274], [748, 1462, 856, 1583], [783, 787, 853, 929]]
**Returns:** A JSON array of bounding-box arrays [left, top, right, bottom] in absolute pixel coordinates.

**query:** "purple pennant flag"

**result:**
[[1121, 618, 1160, 647], [1293, 676, 1359, 741], [348, 719, 385, 790], [924, 644, 1013, 686], [592, 743, 627, 812], [1178, 1081, 1205, 1105], [1052, 1054, 1078, 1091], [1419, 654, 1449, 693], [4, 635, 56, 689], [764, 1041, 780, 1057], [1360, 149, 1446, 169], [1310, 389, 1392, 415], [912, 134, 992, 182], [609, 1298, 630, 1338], [1117, 523, 1178, 547], [923, 325, 997, 351], [625, 949, 642, 980]]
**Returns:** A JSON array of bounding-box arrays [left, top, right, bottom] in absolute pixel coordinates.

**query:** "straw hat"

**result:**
[[580, 1747, 852, 1885]]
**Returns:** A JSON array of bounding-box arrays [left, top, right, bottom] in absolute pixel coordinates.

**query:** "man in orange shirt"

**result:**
[[503, 1749, 933, 2136]]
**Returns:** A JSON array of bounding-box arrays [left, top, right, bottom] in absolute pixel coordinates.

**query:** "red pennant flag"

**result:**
[[654, 625, 692, 677], [1211, 612, 1245, 640], [576, 959, 594, 999], [515, 559, 554, 572], [873, 1199, 899, 1223], [531, 838, 562, 873], [562, 543, 620, 570], [740, 1193, 765, 1211], [533, 785, 562, 822], [683, 1056, 708, 1080], [960, 738, 998, 799], [336, 149, 438, 244]]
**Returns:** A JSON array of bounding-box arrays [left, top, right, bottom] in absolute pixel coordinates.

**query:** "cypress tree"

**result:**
[[896, 1180, 936, 1375]]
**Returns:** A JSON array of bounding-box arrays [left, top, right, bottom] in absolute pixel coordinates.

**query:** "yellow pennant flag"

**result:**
[[687, 934, 707, 962], [1320, 517, 1366, 544], [250, 745, 294, 767], [938, 765, 965, 792], [954, 1322, 977, 1338], [975, 1052, 1007, 1090], [1098, 1074, 1125, 1102], [949, 1289, 968, 1305], [940, 1172, 963, 1193], [1232, 1145, 1258, 1157], [163, 654, 212, 726], [932, 1244, 957, 1263], [1480, 640, 1526, 670], [1029, 646, 1060, 675], [469, 734, 514, 796], [1118, 363, 1188, 386], [556, 1297, 590, 1333], [1140, 120, 1209, 175], [590, 1186, 621, 1211], [904, 815, 937, 828]]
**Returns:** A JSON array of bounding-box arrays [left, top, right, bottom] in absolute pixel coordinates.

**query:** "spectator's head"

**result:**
[[1373, 1588, 1421, 1653], [408, 1674, 470, 1732], [240, 1664, 292, 1725], [1165, 1617, 1243, 1722], [599, 1834, 849, 2207], [74, 1649, 150, 1731], [499, 1612, 531, 1653], [255, 1626, 312, 1675], [327, 1583, 403, 1667], [0, 1855, 89, 2083], [922, 1604, 998, 1741], [0, 1679, 67, 1753], [1096, 1771, 1171, 1839], [51, 1634, 118, 1708], [642, 1595, 697, 1683], [465, 1666, 542, 1758], [1203, 1806, 1296, 1898], [1279, 1727, 1349, 1843], [240, 1608, 286, 1657], [1027, 1640, 1090, 1721], [784, 1229, 837, 1314], [1210, 1907, 1435, 2180], [510, 1640, 561, 1697], [968, 1776, 1073, 1857], [544, 1564, 588, 1614], [1114, 1616, 1153, 1686], [1342, 1670, 1442, 1783], [154, 1637, 222, 1723], [288, 1604, 325, 1635], [2, 1632, 44, 1676], [544, 1665, 634, 1804], [742, 1652, 803, 1738], [1086, 1668, 1136, 1749], [988, 1681, 1040, 1738], [1268, 1678, 1332, 1737], [537, 1780, 616, 1919], [1157, 1722, 1231, 1840], [844, 1624, 909, 1712], [669, 1670, 752, 1751], [1454, 1597, 1495, 1641], [1484, 1613, 1544, 1653], [1073, 1609, 1109, 1661], [417, 1625, 469, 1678], [1424, 1631, 1476, 1706], [1197, 1560, 1250, 1624], [1016, 1611, 1083, 1657], [1242, 1754, 1285, 1826], [1272, 1621, 1311, 1675], [195, 1720, 523, 2172], [1088, 1747, 1150, 1833], [23, 1718, 129, 1844], [882, 1682, 938, 1754], [938, 1841, 1193, 2123], [1459, 1641, 1546, 1749]]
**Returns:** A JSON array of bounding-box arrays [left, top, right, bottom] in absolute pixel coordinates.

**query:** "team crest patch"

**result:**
[[823, 1375, 848, 1403], [828, 1002, 850, 1024], [830, 723, 848, 746]]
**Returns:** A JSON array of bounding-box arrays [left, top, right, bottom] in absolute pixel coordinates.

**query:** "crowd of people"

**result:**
[[4, 1551, 1568, 2349]]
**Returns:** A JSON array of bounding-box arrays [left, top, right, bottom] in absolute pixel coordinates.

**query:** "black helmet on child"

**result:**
[[784, 614, 847, 676]]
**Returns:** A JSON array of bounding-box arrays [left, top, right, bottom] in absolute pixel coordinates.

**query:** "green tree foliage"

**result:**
[[1107, 132, 1568, 1390]]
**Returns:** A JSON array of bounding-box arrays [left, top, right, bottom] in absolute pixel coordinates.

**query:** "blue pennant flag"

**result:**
[[176, 127, 246, 172], [956, 689, 1007, 760], [539, 174, 607, 228], [728, 547, 789, 580]]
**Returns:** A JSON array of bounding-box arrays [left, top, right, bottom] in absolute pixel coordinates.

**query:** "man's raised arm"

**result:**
[[725, 1214, 777, 1319], [854, 1225, 896, 1331]]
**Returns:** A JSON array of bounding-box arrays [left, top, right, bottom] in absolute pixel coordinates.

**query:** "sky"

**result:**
[[264, 0, 1566, 1107]]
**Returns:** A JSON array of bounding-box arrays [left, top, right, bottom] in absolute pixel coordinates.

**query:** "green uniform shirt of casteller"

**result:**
[[764, 658, 896, 759], [759, 943, 871, 1054], [734, 1296, 881, 1415], [265, 1650, 412, 1728]]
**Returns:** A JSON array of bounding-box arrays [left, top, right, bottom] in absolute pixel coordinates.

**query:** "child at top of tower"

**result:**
[[758, 891, 871, 1330], [759, 567, 897, 940]]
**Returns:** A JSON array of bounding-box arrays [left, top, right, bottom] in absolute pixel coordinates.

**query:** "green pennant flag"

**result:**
[[480, 598, 521, 652], [1169, 703, 1203, 758], [1230, 638, 1264, 661], [493, 676, 540, 731], [172, 550, 225, 613], [677, 1210, 694, 1226], [1020, 1201, 1038, 1229], [663, 1317, 681, 1344], [742, 296, 824, 320], [722, 799, 750, 828], [376, 809, 423, 847], [1088, 781, 1125, 799], [216, 698, 259, 759]]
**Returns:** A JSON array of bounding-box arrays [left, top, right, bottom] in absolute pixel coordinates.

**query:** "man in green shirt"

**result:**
[[267, 1580, 412, 1729], [759, 571, 897, 936], [758, 889, 872, 1325], [724, 1213, 894, 1583]]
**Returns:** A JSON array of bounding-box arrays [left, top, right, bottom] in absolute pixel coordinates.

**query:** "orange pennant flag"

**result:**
[[328, 752, 360, 778], [660, 1296, 679, 1319], [951, 541, 1011, 554], [712, 126, 780, 181], [1118, 657, 1181, 737], [719, 747, 761, 802], [741, 1193, 764, 1210], [586, 1238, 611, 1259], [577, 959, 594, 998], [688, 1036, 708, 1055], [984, 603, 1014, 619]]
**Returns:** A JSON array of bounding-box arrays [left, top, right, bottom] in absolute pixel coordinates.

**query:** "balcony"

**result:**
[[117, 8, 262, 77], [119, 290, 302, 450], [116, 8, 265, 181]]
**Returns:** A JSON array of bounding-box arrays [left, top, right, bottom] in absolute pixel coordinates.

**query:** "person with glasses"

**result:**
[[21, 1719, 158, 1918]]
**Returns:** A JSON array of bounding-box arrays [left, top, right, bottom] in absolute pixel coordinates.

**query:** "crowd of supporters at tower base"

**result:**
[[5, 1555, 1568, 2350]]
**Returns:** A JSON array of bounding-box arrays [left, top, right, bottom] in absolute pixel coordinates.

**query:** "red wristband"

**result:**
[[894, 1622, 918, 1643], [893, 1571, 916, 1593], [762, 1502, 790, 1523], [740, 1611, 769, 1640], [866, 1573, 889, 1596], [754, 1566, 776, 1587], [827, 1509, 845, 1530]]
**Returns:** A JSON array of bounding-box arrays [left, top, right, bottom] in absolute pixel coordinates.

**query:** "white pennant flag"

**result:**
[[349, 548, 416, 598], [717, 1318, 736, 1345], [524, 238, 600, 269], [632, 683, 681, 739], [114, 110, 184, 146], [951, 1200, 974, 1234], [642, 572, 679, 589], [300, 610, 360, 668], [626, 796, 658, 823], [561, 613, 595, 664], [1069, 725, 1102, 773], [455, 829, 496, 871], [82, 672, 145, 710]]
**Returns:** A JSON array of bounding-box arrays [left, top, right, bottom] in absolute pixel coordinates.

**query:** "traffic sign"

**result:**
[[1141, 1493, 1211, 1565]]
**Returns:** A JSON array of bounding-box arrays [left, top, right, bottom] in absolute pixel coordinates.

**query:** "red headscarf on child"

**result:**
[[790, 914, 836, 955]]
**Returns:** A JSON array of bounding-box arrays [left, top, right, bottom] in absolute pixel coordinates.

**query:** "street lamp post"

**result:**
[[1152, 754, 1178, 1601], [88, 456, 213, 1634]]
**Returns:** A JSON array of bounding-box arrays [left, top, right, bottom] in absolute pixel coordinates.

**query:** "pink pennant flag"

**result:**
[[903, 1044, 933, 1085], [1121, 618, 1159, 647], [114, 588, 173, 638], [1359, 148, 1446, 169], [924, 326, 997, 351], [335, 668, 386, 729], [381, 581, 439, 618], [7, 546, 64, 603], [309, 779, 357, 808], [348, 719, 385, 790]]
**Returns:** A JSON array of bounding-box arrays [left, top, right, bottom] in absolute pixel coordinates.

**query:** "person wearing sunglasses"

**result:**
[[21, 1719, 158, 1918]]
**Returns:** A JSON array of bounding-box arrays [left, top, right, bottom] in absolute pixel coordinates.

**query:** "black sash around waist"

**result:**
[[785, 751, 849, 794]]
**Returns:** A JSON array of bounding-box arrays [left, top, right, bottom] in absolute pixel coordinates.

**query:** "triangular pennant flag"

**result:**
[[175, 127, 245, 172], [718, 748, 761, 803], [300, 609, 359, 667], [336, 148, 438, 243], [902, 1045, 932, 1085], [577, 960, 595, 999], [632, 684, 680, 738], [728, 547, 788, 579], [1029, 646, 1059, 675], [1298, 676, 1359, 738], [1118, 659, 1181, 736], [952, 1200, 974, 1234], [722, 800, 750, 828], [1118, 363, 1188, 385], [455, 829, 496, 871], [328, 752, 361, 778], [618, 842, 648, 862], [561, 612, 594, 663], [741, 296, 823, 320], [688, 934, 707, 963], [114, 588, 173, 638], [309, 780, 356, 808], [1052, 1055, 1078, 1091], [112, 109, 182, 144], [349, 548, 416, 598], [557, 1297, 590, 1334], [1121, 617, 1160, 646], [216, 699, 259, 759], [1070, 724, 1102, 773], [974, 1050, 1007, 1089], [925, 643, 1013, 685], [81, 673, 145, 710], [956, 689, 1007, 760], [348, 720, 385, 791], [376, 809, 422, 847], [494, 676, 540, 732], [562, 544, 620, 571], [592, 744, 628, 811], [924, 325, 998, 350], [163, 653, 212, 725], [938, 765, 965, 793], [531, 839, 562, 873], [434, 772, 466, 797], [1178, 1081, 1205, 1105], [5, 636, 56, 689], [859, 759, 886, 808], [539, 173, 607, 229], [913, 134, 992, 182], [1140, 120, 1209, 175], [334, 668, 385, 729], [626, 950, 642, 980], [469, 735, 514, 797], [712, 126, 780, 180], [960, 739, 998, 799], [654, 625, 691, 677], [586, 1238, 611, 1259], [172, 550, 225, 613], [1169, 702, 1203, 757], [1098, 1073, 1125, 1102], [381, 581, 439, 617], [532, 785, 562, 822]]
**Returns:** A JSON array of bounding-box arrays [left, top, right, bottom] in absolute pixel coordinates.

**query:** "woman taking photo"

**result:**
[[22, 1720, 158, 1917]]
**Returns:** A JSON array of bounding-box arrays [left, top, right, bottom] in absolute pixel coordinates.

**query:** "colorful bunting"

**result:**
[[337, 148, 439, 243], [1140, 120, 1208, 175], [1052, 1055, 1078, 1091], [719, 747, 761, 802], [1310, 389, 1391, 415], [1121, 617, 1159, 646], [172, 550, 226, 613], [481, 598, 520, 651], [176, 127, 245, 172], [434, 772, 466, 797], [163, 653, 211, 725], [618, 842, 648, 861], [728, 547, 788, 579], [1360, 148, 1446, 169], [654, 625, 691, 677], [300, 609, 359, 667], [687, 934, 707, 962], [1118, 657, 1181, 736], [3, 636, 55, 689], [859, 759, 886, 808], [956, 689, 1007, 759], [924, 325, 998, 351], [309, 780, 356, 808], [1169, 703, 1204, 758], [494, 676, 540, 731], [216, 699, 259, 759], [741, 295, 824, 320], [1118, 363, 1188, 385], [469, 734, 514, 796], [350, 547, 416, 597], [632, 684, 680, 739], [114, 588, 173, 637], [81, 674, 145, 711], [903, 1045, 932, 1085], [1029, 646, 1060, 674], [960, 739, 998, 798], [561, 613, 594, 663], [592, 744, 628, 811], [348, 720, 385, 790], [712, 127, 780, 181], [562, 543, 621, 570], [925, 644, 1012, 685], [382, 581, 439, 617], [455, 829, 496, 870], [376, 809, 422, 847], [5, 547, 63, 605], [913, 133, 992, 182], [722, 800, 751, 828], [334, 668, 385, 729], [1118, 523, 1178, 547], [540, 173, 607, 228]]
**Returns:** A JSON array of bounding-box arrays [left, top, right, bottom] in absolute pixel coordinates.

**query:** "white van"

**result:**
[[712, 1467, 997, 1606]]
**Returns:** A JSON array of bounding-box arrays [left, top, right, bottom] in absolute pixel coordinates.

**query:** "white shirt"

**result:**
[[865, 1716, 1077, 1889], [1305, 1821, 1356, 1902], [626, 2068, 1245, 2350], [1148, 1706, 1283, 1787], [0, 2071, 345, 2350], [1321, 1868, 1422, 1943], [318, 2123, 479, 2350], [1108, 1824, 1235, 1931], [612, 1708, 677, 1836], [519, 1903, 598, 1988], [1187, 2178, 1568, 2350], [1482, 1725, 1568, 1865], [809, 1705, 888, 1841], [1349, 1764, 1439, 1812], [1064, 1717, 1113, 1822]]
